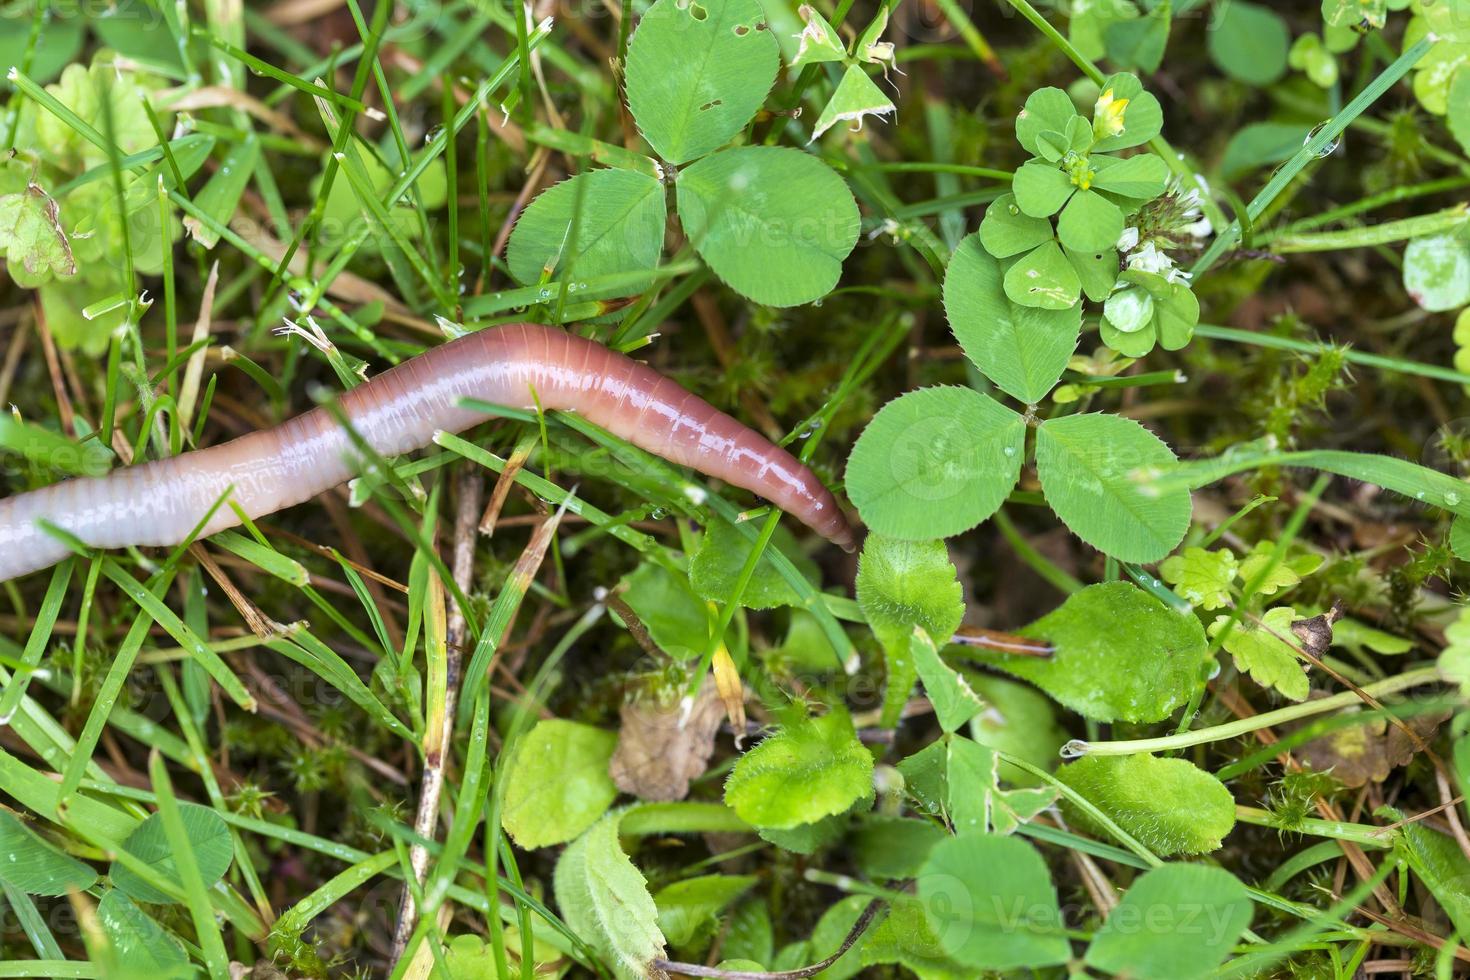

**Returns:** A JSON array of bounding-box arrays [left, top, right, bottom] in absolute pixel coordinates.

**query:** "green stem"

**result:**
[[1064, 666, 1441, 757], [1235, 806, 1392, 848], [1195, 323, 1470, 388]]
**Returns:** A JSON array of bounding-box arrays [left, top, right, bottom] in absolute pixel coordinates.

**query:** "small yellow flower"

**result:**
[[1094, 88, 1130, 140]]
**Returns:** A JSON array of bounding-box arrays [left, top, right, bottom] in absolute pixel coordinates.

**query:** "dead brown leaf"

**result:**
[[1298, 704, 1450, 788], [609, 677, 724, 801]]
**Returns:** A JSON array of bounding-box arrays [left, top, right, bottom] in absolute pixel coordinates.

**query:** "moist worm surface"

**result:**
[[0, 323, 855, 581]]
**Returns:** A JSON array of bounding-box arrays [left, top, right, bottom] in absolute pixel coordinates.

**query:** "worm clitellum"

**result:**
[[0, 322, 856, 582]]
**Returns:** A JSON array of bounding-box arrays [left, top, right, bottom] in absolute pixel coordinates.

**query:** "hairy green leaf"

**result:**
[[1058, 754, 1236, 855], [502, 719, 619, 849], [554, 810, 667, 979], [724, 708, 873, 829]]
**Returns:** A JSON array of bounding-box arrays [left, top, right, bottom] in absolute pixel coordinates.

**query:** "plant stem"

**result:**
[[1063, 666, 1442, 757], [1195, 323, 1470, 387], [1235, 806, 1392, 849]]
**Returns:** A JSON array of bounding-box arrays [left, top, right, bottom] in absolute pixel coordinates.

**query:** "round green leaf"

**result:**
[[110, 803, 233, 905], [1004, 240, 1082, 310], [1404, 231, 1470, 311], [1057, 189, 1124, 253], [502, 719, 619, 849], [975, 581, 1211, 723], [1035, 412, 1190, 562], [944, 233, 1081, 402], [1092, 73, 1163, 152], [506, 169, 666, 293], [1016, 87, 1081, 157], [855, 534, 964, 653], [676, 146, 859, 306], [624, 0, 780, 164], [1412, 41, 1470, 115], [846, 386, 1025, 539], [1058, 754, 1236, 856], [1424, 0, 1470, 43], [1100, 315, 1158, 357], [978, 193, 1053, 258], [1207, 1, 1289, 86], [917, 834, 1071, 971], [1012, 161, 1074, 218], [1104, 284, 1154, 333], [1085, 865, 1253, 979]]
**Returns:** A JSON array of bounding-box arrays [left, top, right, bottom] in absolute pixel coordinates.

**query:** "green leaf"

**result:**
[[724, 708, 874, 830], [0, 811, 98, 896], [1291, 32, 1341, 88], [945, 233, 1082, 402], [845, 386, 1025, 539], [860, 897, 971, 980], [1404, 231, 1470, 311], [967, 673, 1069, 786], [853, 816, 948, 879], [691, 522, 819, 610], [1210, 606, 1309, 701], [654, 874, 757, 947], [1004, 240, 1082, 310], [917, 833, 1071, 970], [502, 719, 619, 849], [0, 11, 83, 84], [1084, 865, 1254, 979], [1412, 40, 1470, 114], [97, 890, 192, 978], [554, 810, 667, 979], [619, 561, 717, 660], [1159, 546, 1238, 609], [1012, 161, 1075, 218], [1067, 244, 1121, 301], [1220, 122, 1314, 180], [506, 169, 667, 293], [1102, 0, 1170, 72], [912, 630, 984, 734], [1057, 754, 1236, 855], [624, 0, 780, 164], [1035, 412, 1190, 562], [0, 182, 77, 288], [969, 582, 1210, 723], [1393, 814, 1470, 940], [676, 146, 859, 306], [1089, 152, 1169, 199], [1056, 189, 1124, 253], [1238, 541, 1321, 598], [1092, 72, 1164, 152], [1424, 0, 1470, 42], [811, 64, 896, 141], [1323, 0, 1389, 29], [947, 735, 1058, 835], [1207, 0, 1289, 85], [110, 803, 233, 905], [790, 3, 847, 67], [1448, 65, 1470, 156], [1016, 87, 1082, 157], [978, 193, 1053, 257], [1103, 283, 1155, 334], [856, 534, 964, 652]]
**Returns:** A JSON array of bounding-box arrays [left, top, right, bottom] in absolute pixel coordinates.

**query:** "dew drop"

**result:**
[[1447, 491, 1462, 507], [1003, 445, 1017, 457]]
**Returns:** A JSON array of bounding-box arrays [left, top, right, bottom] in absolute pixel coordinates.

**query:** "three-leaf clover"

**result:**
[[1099, 267, 1200, 355]]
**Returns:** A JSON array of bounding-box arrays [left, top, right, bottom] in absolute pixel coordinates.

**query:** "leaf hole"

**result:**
[[733, 24, 750, 35], [699, 99, 724, 111], [689, 2, 708, 20]]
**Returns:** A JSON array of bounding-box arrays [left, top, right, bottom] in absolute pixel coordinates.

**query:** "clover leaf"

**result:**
[[1099, 268, 1199, 356], [978, 193, 1119, 310]]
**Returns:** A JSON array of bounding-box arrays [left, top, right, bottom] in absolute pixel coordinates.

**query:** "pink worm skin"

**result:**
[[0, 323, 855, 582]]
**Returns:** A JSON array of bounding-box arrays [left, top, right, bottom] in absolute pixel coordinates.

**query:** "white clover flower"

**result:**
[[1116, 226, 1141, 252]]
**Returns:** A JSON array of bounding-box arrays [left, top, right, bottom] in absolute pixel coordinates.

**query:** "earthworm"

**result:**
[[0, 322, 856, 582]]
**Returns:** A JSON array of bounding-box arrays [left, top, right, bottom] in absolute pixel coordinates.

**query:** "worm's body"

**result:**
[[0, 323, 854, 582]]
